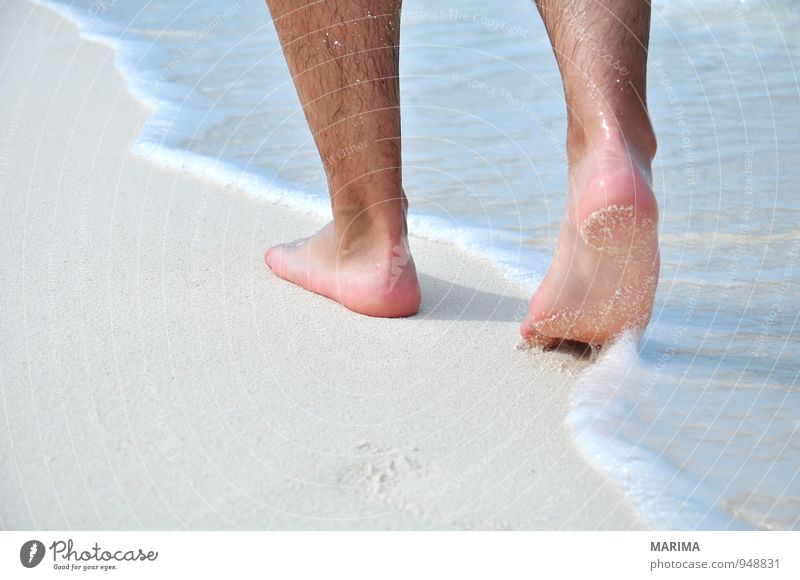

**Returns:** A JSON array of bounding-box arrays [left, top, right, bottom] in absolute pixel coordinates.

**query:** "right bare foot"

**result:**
[[265, 221, 421, 318], [520, 130, 660, 347]]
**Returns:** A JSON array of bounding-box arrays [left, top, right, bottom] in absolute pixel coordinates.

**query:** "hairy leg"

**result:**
[[264, 0, 420, 317], [521, 0, 660, 346]]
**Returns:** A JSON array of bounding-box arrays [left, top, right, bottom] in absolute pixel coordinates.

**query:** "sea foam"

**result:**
[[567, 332, 746, 529]]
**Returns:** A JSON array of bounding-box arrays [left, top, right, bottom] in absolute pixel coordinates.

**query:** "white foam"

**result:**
[[32, 0, 175, 117], [567, 332, 746, 530], [407, 213, 549, 290], [133, 141, 331, 218], [133, 141, 551, 290]]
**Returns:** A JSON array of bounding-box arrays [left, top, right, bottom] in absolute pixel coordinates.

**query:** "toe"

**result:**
[[519, 319, 559, 349], [264, 245, 284, 273]]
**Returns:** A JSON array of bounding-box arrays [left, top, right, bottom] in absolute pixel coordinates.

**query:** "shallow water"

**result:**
[[40, 0, 800, 529]]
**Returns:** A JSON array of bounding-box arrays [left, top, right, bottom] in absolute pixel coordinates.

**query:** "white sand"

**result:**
[[0, 0, 642, 529]]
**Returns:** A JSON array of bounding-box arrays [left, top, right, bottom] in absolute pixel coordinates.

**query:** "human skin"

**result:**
[[518, 0, 660, 346], [264, 0, 660, 346], [264, 0, 420, 318]]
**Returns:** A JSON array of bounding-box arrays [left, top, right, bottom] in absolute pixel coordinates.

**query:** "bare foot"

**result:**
[[265, 222, 421, 318], [520, 132, 660, 347]]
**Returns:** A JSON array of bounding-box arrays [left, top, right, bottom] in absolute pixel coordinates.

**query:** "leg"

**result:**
[[521, 0, 660, 346], [264, 0, 420, 317]]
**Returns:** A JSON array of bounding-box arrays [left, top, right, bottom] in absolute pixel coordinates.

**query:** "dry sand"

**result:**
[[0, 0, 642, 529]]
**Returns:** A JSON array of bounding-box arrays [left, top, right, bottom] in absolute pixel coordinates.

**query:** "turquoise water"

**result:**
[[40, 0, 800, 529]]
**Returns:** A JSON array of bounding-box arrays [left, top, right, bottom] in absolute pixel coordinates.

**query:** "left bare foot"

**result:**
[[265, 221, 421, 318]]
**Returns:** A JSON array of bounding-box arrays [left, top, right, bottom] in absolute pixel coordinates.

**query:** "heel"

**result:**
[[579, 204, 657, 255]]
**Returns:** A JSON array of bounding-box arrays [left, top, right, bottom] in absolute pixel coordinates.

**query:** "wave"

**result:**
[[567, 332, 748, 529]]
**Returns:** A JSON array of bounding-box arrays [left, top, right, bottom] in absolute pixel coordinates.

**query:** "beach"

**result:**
[[0, 0, 644, 530]]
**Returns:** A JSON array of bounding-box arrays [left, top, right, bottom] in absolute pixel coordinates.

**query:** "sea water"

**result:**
[[37, 0, 800, 529]]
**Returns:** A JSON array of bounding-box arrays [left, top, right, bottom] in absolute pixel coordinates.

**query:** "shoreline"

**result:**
[[33, 0, 554, 294], [1, 0, 643, 529]]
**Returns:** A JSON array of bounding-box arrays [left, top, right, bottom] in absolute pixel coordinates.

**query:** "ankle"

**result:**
[[332, 204, 408, 259], [567, 114, 657, 167]]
